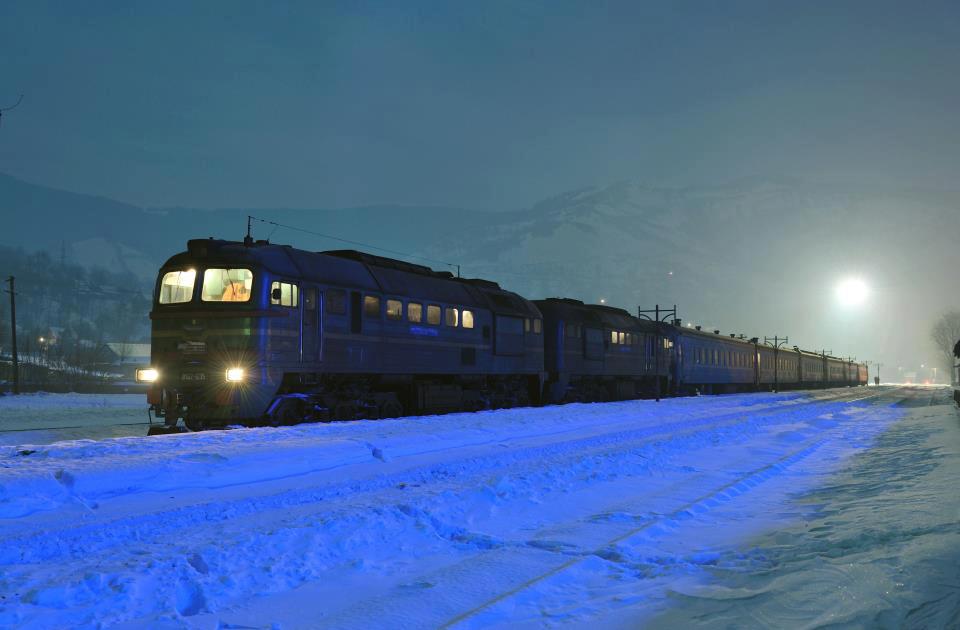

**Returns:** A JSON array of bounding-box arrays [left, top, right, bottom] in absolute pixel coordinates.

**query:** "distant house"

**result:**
[[103, 343, 151, 378]]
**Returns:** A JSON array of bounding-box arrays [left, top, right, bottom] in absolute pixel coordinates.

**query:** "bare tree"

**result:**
[[931, 310, 960, 384]]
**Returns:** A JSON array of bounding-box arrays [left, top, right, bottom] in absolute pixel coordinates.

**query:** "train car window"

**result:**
[[408, 302, 423, 323], [386, 299, 403, 321], [158, 269, 196, 304], [270, 281, 298, 307], [462, 310, 475, 329], [625, 333, 631, 345], [326, 290, 346, 314], [427, 305, 441, 325], [201, 268, 252, 302], [533, 318, 542, 334], [525, 318, 531, 333], [610, 330, 617, 344], [363, 295, 381, 318], [566, 323, 577, 337], [618, 332, 625, 345], [445, 307, 459, 327]]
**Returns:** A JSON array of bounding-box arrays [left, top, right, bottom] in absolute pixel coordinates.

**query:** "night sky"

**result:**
[[2, 1, 959, 210]]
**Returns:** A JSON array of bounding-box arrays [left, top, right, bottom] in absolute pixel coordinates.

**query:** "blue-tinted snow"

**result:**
[[0, 386, 956, 628]]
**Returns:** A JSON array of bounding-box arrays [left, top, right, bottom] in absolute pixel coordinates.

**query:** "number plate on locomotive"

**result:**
[[180, 372, 206, 382], [177, 341, 207, 354]]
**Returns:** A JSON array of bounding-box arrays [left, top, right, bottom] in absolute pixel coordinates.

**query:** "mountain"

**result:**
[[3, 172, 959, 371], [0, 172, 474, 282]]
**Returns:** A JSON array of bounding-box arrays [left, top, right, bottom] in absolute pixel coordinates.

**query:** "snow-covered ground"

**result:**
[[0, 386, 957, 628], [0, 393, 149, 446]]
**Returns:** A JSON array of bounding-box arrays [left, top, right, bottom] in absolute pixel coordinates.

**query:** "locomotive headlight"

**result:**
[[225, 367, 245, 383], [136, 368, 159, 383]]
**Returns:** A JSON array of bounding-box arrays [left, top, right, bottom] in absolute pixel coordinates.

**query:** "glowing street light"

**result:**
[[835, 277, 869, 307]]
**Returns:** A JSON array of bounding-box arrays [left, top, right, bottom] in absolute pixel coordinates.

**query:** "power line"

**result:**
[[248, 215, 460, 273], [0, 93, 23, 128]]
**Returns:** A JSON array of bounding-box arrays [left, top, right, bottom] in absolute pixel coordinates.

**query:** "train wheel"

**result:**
[[380, 399, 404, 419], [269, 398, 305, 426], [333, 401, 356, 421]]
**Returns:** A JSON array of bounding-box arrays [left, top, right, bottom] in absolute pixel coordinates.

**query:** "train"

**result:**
[[139, 238, 868, 434]]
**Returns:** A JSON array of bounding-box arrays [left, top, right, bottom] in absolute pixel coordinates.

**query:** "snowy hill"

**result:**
[[3, 171, 958, 368]]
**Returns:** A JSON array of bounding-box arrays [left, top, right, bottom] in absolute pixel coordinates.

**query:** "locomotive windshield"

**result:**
[[158, 269, 196, 304], [201, 268, 253, 302]]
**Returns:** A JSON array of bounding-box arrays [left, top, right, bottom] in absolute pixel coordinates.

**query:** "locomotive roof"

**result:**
[[534, 297, 661, 332], [161, 239, 539, 317]]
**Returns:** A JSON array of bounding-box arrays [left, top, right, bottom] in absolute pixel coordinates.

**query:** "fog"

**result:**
[[2, 1, 959, 379]]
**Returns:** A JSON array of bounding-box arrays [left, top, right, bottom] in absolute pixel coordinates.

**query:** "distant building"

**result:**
[[103, 342, 151, 378], [104, 342, 151, 364]]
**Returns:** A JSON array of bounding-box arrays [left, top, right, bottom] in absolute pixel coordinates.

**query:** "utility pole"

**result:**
[[820, 349, 833, 386], [639, 304, 677, 402], [764, 335, 789, 392], [4, 276, 19, 394]]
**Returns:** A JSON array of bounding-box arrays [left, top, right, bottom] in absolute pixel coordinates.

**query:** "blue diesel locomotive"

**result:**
[[139, 238, 867, 433]]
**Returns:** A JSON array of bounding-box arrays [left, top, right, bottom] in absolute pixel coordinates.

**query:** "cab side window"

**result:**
[[270, 281, 298, 307], [364, 295, 381, 318]]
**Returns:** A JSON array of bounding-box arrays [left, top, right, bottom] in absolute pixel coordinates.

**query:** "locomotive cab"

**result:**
[[142, 239, 291, 431]]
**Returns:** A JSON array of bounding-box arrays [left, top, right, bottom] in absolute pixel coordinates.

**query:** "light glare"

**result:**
[[835, 278, 869, 307], [136, 368, 159, 383], [226, 367, 245, 382]]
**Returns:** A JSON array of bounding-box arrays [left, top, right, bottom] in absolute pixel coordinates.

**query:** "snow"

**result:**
[[0, 393, 148, 446], [0, 386, 957, 628]]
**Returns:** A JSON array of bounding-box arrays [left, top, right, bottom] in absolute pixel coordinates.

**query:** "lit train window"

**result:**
[[445, 307, 459, 327], [618, 332, 625, 345], [202, 268, 252, 302], [158, 269, 196, 304], [462, 310, 475, 329], [625, 333, 631, 345], [363, 295, 381, 318], [326, 290, 346, 314], [533, 319, 541, 334], [408, 302, 423, 323], [270, 281, 298, 307], [525, 319, 531, 333], [427, 305, 441, 325], [386, 299, 403, 321], [611, 330, 618, 344]]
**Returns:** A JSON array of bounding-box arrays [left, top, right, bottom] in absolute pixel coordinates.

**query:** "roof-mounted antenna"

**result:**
[[244, 215, 254, 246]]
